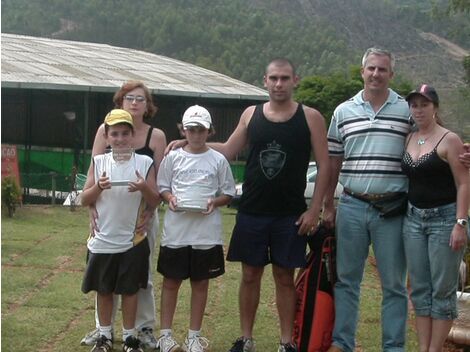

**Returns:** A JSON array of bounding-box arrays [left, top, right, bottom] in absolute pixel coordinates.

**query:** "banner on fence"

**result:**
[[2, 144, 21, 187]]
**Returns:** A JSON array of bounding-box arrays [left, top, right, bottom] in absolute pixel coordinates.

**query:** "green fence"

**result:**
[[17, 148, 91, 193], [230, 161, 245, 183], [16, 147, 245, 195]]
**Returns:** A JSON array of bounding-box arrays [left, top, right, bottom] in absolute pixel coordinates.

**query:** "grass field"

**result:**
[[1, 205, 422, 351]]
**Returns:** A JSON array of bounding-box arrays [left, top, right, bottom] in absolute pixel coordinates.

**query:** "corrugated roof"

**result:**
[[1, 33, 268, 100]]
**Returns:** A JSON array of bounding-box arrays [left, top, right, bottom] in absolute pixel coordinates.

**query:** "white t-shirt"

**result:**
[[157, 147, 236, 247], [87, 153, 154, 254]]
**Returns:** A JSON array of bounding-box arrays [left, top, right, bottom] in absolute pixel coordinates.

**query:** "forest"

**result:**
[[2, 0, 469, 138], [2, 0, 469, 86]]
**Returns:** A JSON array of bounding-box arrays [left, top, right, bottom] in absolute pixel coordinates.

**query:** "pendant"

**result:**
[[417, 139, 425, 145]]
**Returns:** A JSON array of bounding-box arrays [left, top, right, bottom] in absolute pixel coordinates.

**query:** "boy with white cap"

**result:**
[[81, 109, 159, 352], [156, 105, 236, 352]]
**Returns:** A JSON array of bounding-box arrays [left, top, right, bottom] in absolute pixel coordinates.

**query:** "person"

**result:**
[[324, 48, 470, 352], [81, 80, 167, 350], [81, 109, 160, 352], [323, 47, 412, 352], [167, 58, 330, 352], [401, 84, 469, 352], [155, 105, 236, 352]]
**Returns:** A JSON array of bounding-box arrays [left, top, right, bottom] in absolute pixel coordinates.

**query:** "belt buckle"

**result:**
[[369, 194, 383, 201]]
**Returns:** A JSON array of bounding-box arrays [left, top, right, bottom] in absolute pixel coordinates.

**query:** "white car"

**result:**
[[229, 161, 343, 208], [304, 161, 343, 204]]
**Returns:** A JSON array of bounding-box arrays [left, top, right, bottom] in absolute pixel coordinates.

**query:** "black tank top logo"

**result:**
[[259, 140, 286, 180]]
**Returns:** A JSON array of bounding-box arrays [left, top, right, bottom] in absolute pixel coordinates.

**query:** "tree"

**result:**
[[464, 55, 470, 84], [294, 72, 363, 127], [448, 0, 470, 13]]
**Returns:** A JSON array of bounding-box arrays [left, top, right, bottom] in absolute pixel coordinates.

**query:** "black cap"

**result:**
[[405, 84, 439, 106]]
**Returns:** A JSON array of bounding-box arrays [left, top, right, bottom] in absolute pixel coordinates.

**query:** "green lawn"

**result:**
[[1, 205, 419, 351]]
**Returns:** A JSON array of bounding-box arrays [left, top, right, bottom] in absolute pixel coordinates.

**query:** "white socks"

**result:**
[[99, 325, 113, 340], [160, 328, 172, 336], [122, 327, 136, 342], [188, 329, 201, 339]]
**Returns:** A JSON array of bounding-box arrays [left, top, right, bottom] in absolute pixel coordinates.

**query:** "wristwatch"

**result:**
[[456, 218, 468, 228]]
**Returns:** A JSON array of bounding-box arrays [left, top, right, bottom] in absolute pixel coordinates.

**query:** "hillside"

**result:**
[[1, 0, 468, 89], [251, 0, 469, 88]]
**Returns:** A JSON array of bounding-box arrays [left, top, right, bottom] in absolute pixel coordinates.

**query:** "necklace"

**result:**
[[417, 137, 429, 145], [416, 126, 436, 145]]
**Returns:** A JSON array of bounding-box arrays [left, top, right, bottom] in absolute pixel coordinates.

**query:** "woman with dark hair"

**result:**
[[81, 81, 166, 350], [402, 84, 469, 352]]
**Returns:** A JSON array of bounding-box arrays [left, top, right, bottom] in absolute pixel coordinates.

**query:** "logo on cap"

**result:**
[[405, 84, 439, 106], [182, 105, 212, 129]]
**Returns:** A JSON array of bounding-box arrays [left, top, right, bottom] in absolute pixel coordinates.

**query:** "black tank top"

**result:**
[[401, 132, 456, 208], [135, 127, 154, 158], [239, 103, 311, 215]]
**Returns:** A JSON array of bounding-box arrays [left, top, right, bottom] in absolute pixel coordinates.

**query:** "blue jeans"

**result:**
[[332, 194, 407, 352], [403, 202, 464, 320]]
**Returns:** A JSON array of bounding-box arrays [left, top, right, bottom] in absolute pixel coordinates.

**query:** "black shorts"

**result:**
[[226, 212, 307, 268], [157, 245, 225, 281], [82, 238, 150, 295]]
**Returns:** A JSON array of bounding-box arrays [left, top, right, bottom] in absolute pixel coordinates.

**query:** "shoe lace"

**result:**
[[280, 342, 297, 352], [229, 337, 245, 352], [124, 336, 141, 349], [159, 334, 178, 348], [188, 336, 209, 351], [94, 336, 112, 351]]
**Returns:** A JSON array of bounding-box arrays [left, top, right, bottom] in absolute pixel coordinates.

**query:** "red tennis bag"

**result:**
[[293, 225, 336, 352]]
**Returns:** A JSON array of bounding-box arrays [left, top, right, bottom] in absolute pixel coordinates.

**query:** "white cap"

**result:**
[[182, 105, 212, 129]]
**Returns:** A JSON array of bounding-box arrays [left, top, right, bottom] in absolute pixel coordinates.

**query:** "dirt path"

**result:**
[[420, 32, 469, 59]]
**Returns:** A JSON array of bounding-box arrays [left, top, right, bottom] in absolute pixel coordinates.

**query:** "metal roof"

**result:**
[[1, 33, 268, 101]]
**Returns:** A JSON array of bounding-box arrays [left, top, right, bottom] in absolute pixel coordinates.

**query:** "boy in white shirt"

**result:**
[[156, 105, 236, 352], [81, 109, 159, 352]]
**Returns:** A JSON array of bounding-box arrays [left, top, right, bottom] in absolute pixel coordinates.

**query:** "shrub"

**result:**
[[1, 176, 22, 217]]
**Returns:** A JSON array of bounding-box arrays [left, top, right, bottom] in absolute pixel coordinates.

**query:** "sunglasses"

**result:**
[[124, 95, 146, 103]]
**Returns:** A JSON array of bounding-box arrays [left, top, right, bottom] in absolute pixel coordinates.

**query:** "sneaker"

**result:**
[[81, 328, 114, 346], [81, 328, 101, 346], [122, 335, 143, 352], [182, 335, 209, 352], [277, 342, 297, 352], [138, 327, 158, 349], [228, 337, 255, 352], [90, 335, 113, 352], [157, 334, 183, 352]]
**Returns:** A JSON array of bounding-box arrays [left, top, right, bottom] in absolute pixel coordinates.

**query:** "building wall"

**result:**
[[2, 88, 260, 150], [2, 87, 262, 193]]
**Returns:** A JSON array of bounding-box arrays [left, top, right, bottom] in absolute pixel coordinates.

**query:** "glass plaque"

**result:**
[[103, 148, 136, 186], [176, 185, 210, 212]]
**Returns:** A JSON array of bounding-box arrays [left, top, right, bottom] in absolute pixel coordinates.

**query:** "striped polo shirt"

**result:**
[[328, 89, 411, 194]]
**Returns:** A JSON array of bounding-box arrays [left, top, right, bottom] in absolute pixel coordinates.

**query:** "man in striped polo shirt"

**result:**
[[324, 47, 410, 352]]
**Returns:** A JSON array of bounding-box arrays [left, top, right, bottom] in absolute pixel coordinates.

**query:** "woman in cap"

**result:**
[[401, 84, 469, 351], [81, 80, 167, 349]]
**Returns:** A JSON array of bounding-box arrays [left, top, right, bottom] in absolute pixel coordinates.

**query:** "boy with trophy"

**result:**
[[156, 105, 236, 352], [80, 109, 159, 352]]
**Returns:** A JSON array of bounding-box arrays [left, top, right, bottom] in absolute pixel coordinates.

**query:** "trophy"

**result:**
[[103, 148, 137, 186], [176, 184, 210, 212]]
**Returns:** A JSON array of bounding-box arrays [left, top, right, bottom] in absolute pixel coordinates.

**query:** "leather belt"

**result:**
[[343, 188, 401, 202]]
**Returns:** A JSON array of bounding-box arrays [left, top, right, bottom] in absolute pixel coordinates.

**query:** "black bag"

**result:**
[[370, 192, 408, 218], [293, 225, 336, 351]]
